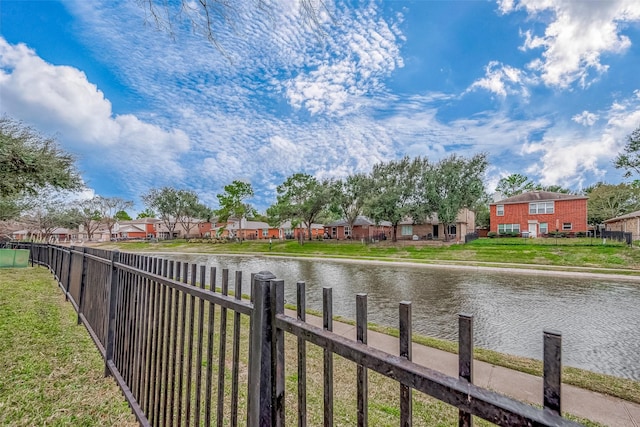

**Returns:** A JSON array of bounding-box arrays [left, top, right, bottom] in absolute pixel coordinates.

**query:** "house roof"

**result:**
[[604, 209, 640, 223], [491, 191, 587, 205], [325, 216, 392, 227]]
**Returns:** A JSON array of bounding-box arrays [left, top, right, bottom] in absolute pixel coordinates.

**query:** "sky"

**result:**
[[1, 0, 640, 213]]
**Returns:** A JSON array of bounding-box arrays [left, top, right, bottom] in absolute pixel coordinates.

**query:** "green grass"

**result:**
[[98, 237, 640, 273], [0, 267, 137, 426]]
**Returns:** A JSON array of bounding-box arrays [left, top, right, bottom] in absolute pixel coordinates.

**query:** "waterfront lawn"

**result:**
[[0, 267, 137, 426], [99, 237, 640, 271]]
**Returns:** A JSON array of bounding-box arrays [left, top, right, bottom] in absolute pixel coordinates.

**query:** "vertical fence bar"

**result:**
[[323, 287, 333, 427], [153, 260, 168, 426], [296, 281, 307, 427], [273, 279, 285, 427], [194, 265, 206, 427], [230, 271, 243, 427], [176, 262, 189, 424], [143, 257, 154, 415], [216, 269, 230, 427], [204, 267, 217, 427], [543, 330, 562, 416], [105, 250, 120, 377], [65, 246, 73, 299], [77, 247, 88, 325], [399, 301, 412, 427], [185, 263, 197, 426], [458, 313, 474, 427], [247, 271, 276, 427], [356, 293, 368, 427], [169, 261, 182, 425], [162, 260, 175, 427]]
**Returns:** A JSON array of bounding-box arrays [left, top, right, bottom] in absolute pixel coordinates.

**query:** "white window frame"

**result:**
[[344, 226, 351, 237], [496, 205, 504, 216], [401, 225, 413, 236], [562, 223, 572, 231], [529, 201, 554, 214], [498, 224, 520, 233], [262, 229, 268, 237], [539, 222, 548, 234]]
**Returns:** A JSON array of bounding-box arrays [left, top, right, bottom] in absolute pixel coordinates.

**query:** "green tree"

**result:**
[[216, 180, 256, 243], [332, 174, 372, 240], [97, 197, 134, 239], [115, 210, 132, 221], [142, 187, 203, 239], [0, 116, 82, 219], [75, 197, 103, 240], [136, 208, 156, 219], [424, 154, 488, 241], [268, 173, 331, 242], [364, 157, 422, 242], [495, 173, 535, 198], [614, 126, 640, 178], [584, 182, 640, 226]]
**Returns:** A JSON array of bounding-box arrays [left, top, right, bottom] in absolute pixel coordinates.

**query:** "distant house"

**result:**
[[279, 220, 324, 240], [604, 210, 640, 240], [12, 227, 76, 242], [115, 218, 162, 239], [398, 208, 476, 242], [490, 191, 588, 237], [324, 216, 392, 241]]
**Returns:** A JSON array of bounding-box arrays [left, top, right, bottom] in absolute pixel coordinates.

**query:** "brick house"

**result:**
[[324, 216, 392, 241], [489, 191, 588, 237], [398, 209, 476, 242], [604, 210, 640, 240]]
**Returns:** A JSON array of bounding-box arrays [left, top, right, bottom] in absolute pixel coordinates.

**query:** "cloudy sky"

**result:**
[[1, 0, 640, 212]]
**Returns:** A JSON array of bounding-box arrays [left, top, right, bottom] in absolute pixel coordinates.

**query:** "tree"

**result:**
[[216, 180, 256, 243], [22, 199, 82, 241], [97, 197, 134, 239], [142, 187, 203, 239], [115, 210, 132, 221], [75, 197, 104, 241], [614, 126, 640, 178], [495, 173, 535, 198], [332, 173, 372, 240], [584, 182, 640, 226], [0, 116, 82, 219], [268, 173, 331, 242], [364, 157, 422, 242], [136, 208, 156, 219], [423, 154, 488, 241]]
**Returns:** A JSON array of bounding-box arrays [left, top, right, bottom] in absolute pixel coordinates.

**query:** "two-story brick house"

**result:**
[[489, 191, 588, 237]]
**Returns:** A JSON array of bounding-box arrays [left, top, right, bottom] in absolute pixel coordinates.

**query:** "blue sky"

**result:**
[[1, 0, 640, 213]]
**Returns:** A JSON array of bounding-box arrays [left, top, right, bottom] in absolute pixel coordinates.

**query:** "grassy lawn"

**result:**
[[96, 237, 640, 272], [0, 267, 137, 427]]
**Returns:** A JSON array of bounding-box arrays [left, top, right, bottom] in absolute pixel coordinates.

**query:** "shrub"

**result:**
[[487, 232, 497, 238]]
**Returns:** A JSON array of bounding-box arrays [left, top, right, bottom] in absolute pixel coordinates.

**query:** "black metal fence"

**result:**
[[464, 232, 479, 243], [11, 242, 583, 427], [602, 230, 633, 245]]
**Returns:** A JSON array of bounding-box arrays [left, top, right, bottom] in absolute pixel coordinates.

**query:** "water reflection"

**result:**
[[155, 253, 640, 380]]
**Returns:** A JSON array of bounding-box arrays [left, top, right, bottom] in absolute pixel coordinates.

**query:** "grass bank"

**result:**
[[0, 267, 137, 426], [96, 237, 640, 272]]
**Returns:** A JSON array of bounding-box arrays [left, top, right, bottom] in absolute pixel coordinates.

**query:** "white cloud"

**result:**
[[572, 111, 599, 126], [501, 0, 640, 88], [0, 38, 190, 191], [467, 61, 533, 98]]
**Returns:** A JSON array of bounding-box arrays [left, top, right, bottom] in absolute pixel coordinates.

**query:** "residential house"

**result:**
[[324, 216, 392, 241], [604, 210, 640, 240], [156, 217, 205, 239], [12, 227, 76, 242], [490, 191, 588, 237], [397, 208, 476, 242], [279, 220, 324, 240], [114, 218, 162, 239]]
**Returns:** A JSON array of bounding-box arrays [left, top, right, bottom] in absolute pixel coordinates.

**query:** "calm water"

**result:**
[[154, 253, 640, 380]]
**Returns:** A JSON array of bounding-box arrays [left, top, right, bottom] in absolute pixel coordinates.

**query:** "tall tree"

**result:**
[[614, 126, 640, 178], [495, 173, 535, 198], [424, 154, 488, 241], [0, 116, 82, 198], [216, 180, 256, 243], [136, 208, 156, 219], [332, 174, 372, 239], [76, 197, 103, 241], [584, 182, 640, 226], [97, 197, 134, 239], [364, 157, 422, 242], [142, 187, 203, 239], [268, 173, 331, 241], [115, 210, 132, 221]]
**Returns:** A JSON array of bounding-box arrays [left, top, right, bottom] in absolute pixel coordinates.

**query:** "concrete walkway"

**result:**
[[287, 309, 640, 427]]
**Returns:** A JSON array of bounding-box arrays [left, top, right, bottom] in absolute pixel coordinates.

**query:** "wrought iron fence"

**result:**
[[11, 242, 583, 427]]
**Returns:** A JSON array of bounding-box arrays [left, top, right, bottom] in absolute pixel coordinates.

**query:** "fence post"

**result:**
[[273, 279, 285, 427], [248, 271, 276, 427], [104, 250, 120, 377], [77, 247, 88, 325], [65, 246, 74, 300], [399, 301, 412, 427], [458, 313, 474, 427], [543, 330, 562, 416]]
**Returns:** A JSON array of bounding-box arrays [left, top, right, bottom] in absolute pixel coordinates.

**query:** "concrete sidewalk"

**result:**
[[287, 309, 640, 426]]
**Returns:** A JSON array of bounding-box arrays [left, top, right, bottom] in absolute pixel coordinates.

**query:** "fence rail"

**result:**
[[11, 242, 583, 426]]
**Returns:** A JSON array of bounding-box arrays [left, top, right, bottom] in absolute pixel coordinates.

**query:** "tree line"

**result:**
[[3, 115, 640, 241]]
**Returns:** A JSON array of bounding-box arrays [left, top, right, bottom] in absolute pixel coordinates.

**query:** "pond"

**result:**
[[152, 253, 640, 380]]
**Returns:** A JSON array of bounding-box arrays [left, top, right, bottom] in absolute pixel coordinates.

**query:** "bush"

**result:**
[[487, 232, 497, 238]]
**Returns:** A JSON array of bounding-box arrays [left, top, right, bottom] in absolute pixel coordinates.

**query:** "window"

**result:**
[[498, 224, 520, 233], [563, 223, 572, 231], [262, 229, 268, 237], [539, 223, 548, 234], [497, 205, 504, 216], [401, 225, 413, 236], [529, 201, 554, 214], [344, 226, 351, 237]]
